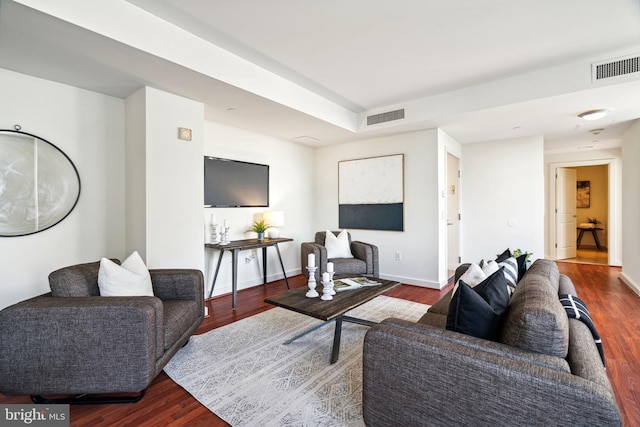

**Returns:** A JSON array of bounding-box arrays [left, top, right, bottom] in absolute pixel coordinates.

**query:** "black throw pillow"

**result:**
[[495, 248, 512, 263], [446, 271, 510, 341], [516, 254, 528, 281]]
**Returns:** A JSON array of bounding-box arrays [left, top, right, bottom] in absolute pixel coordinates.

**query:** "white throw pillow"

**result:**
[[451, 263, 486, 299], [481, 259, 500, 276], [98, 251, 154, 296], [325, 230, 354, 259]]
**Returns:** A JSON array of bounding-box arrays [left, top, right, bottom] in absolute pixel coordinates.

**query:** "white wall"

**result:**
[[621, 120, 640, 295], [314, 129, 445, 288], [461, 136, 545, 264], [142, 87, 205, 270], [203, 122, 315, 297], [544, 148, 622, 265], [0, 69, 125, 309]]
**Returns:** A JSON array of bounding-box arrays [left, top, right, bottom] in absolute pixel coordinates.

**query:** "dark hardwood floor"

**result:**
[[1, 263, 638, 426]]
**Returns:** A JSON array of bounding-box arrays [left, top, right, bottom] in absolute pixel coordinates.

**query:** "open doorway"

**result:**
[[446, 153, 460, 276], [550, 159, 618, 266]]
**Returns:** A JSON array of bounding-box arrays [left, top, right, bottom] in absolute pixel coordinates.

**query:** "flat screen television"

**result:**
[[204, 157, 269, 207]]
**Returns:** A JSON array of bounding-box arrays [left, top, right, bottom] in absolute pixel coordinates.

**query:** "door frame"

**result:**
[[548, 158, 620, 265]]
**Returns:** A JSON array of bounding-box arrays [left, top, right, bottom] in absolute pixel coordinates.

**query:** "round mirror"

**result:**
[[0, 129, 81, 237]]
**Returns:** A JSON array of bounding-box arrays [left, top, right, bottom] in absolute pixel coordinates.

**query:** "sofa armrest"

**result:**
[[351, 241, 379, 277], [0, 295, 162, 395], [363, 319, 621, 427], [150, 269, 204, 305]]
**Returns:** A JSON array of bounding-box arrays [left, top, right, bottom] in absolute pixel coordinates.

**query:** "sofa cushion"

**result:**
[[499, 274, 569, 358], [163, 300, 201, 350], [325, 230, 354, 259], [446, 270, 510, 341], [49, 260, 119, 297], [98, 252, 154, 297], [522, 258, 560, 292], [498, 256, 518, 293]]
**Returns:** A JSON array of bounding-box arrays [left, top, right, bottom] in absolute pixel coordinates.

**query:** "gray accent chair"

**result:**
[[362, 259, 621, 426], [300, 231, 379, 282], [0, 260, 204, 404]]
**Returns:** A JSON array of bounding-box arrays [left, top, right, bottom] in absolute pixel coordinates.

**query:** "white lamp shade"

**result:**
[[262, 211, 285, 227]]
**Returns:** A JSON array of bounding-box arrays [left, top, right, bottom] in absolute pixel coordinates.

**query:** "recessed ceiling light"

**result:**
[[589, 128, 604, 135], [578, 145, 595, 150], [577, 109, 609, 121]]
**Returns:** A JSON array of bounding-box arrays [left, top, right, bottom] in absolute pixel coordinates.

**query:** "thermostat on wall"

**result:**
[[178, 127, 192, 141]]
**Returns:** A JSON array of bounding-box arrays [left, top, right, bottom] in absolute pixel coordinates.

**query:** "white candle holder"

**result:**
[[219, 226, 230, 245], [328, 271, 336, 295], [321, 276, 333, 300], [306, 266, 319, 298], [210, 223, 219, 243]]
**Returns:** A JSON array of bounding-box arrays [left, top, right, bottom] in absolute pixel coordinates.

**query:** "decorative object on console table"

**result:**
[[247, 219, 269, 241], [262, 211, 285, 238]]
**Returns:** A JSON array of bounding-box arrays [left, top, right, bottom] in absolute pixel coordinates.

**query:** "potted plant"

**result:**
[[247, 219, 269, 241], [586, 217, 602, 226]]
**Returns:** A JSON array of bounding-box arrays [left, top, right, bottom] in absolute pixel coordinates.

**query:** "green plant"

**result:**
[[586, 217, 602, 225], [247, 219, 269, 233], [512, 248, 533, 261]]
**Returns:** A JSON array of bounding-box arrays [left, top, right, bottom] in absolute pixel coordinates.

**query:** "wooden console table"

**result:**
[[205, 237, 293, 308], [576, 226, 603, 251]]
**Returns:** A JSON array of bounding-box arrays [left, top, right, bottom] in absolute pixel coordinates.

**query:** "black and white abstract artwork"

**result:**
[[338, 154, 404, 231]]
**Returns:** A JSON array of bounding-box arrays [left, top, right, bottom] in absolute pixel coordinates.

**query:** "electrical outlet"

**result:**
[[395, 251, 402, 261]]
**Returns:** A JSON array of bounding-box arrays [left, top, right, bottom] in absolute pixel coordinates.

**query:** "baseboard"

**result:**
[[378, 274, 444, 290], [619, 272, 640, 296]]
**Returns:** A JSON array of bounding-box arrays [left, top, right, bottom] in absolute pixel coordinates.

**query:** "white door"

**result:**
[[556, 167, 577, 259], [447, 154, 460, 271]]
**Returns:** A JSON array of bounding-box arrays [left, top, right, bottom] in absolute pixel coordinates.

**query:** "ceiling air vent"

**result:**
[[592, 54, 640, 82], [367, 108, 405, 126]]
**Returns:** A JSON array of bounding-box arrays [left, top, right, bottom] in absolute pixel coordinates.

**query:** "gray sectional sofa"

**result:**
[[362, 259, 621, 426], [0, 260, 204, 403]]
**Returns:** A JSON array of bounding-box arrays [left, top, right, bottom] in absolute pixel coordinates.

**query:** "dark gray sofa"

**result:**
[[0, 260, 204, 403], [362, 259, 621, 426]]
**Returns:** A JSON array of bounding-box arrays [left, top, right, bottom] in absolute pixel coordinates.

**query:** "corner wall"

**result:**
[[202, 122, 316, 297], [125, 87, 205, 270], [314, 129, 444, 288], [621, 120, 640, 295], [461, 136, 545, 264], [0, 68, 126, 309]]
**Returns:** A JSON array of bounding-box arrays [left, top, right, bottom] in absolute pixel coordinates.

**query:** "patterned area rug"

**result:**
[[164, 295, 429, 427]]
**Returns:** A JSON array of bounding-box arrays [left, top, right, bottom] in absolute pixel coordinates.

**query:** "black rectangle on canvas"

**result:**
[[339, 203, 403, 231]]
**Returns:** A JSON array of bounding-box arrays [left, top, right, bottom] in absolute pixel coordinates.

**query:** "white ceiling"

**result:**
[[1, 0, 640, 151]]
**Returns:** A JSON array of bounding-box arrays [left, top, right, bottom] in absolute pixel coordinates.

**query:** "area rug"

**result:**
[[164, 295, 429, 427]]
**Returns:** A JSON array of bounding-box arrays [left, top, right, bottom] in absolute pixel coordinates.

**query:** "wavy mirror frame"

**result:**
[[0, 129, 81, 237]]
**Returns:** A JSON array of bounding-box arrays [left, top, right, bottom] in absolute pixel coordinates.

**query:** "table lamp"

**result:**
[[263, 211, 284, 238]]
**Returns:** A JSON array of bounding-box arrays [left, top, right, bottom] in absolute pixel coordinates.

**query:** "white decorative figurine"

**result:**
[[321, 272, 333, 300], [306, 253, 319, 297], [327, 262, 336, 295]]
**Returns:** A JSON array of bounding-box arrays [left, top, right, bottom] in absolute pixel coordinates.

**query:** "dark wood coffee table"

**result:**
[[264, 278, 399, 363]]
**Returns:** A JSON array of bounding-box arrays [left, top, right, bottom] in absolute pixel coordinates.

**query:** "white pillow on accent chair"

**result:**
[[98, 251, 154, 296], [325, 230, 354, 259]]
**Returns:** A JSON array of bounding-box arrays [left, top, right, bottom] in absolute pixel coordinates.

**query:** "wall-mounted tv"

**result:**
[[204, 157, 269, 207]]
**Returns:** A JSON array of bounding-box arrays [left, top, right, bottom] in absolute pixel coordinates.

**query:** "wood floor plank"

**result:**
[[1, 264, 638, 426]]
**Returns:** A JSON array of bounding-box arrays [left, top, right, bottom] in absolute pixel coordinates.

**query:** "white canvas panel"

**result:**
[[339, 154, 403, 204]]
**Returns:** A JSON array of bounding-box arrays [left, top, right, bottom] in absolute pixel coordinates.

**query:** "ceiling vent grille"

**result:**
[[367, 108, 405, 126], [593, 55, 640, 82]]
